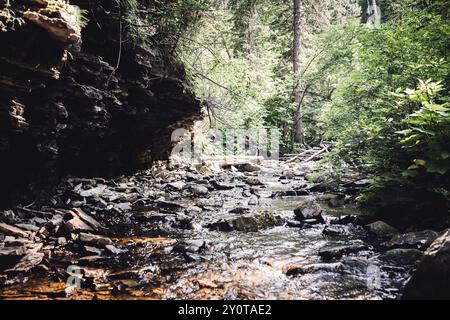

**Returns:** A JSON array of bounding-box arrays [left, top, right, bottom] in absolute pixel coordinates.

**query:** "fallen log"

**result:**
[[199, 156, 264, 167]]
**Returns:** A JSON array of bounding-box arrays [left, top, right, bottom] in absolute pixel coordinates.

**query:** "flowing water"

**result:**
[[0, 162, 413, 300]]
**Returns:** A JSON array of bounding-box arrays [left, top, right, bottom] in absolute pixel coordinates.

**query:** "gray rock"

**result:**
[[64, 217, 94, 233], [114, 202, 132, 212], [206, 211, 284, 232], [211, 180, 235, 190], [380, 249, 423, 265], [272, 190, 309, 197], [294, 199, 324, 222], [173, 239, 207, 253], [381, 230, 439, 250], [171, 214, 193, 230], [366, 221, 399, 237], [1, 209, 15, 221], [7, 252, 45, 272], [319, 194, 345, 208], [286, 262, 344, 276], [153, 200, 186, 213], [190, 184, 209, 196], [15, 223, 39, 232], [60, 208, 101, 232], [246, 177, 265, 186], [72, 208, 102, 230], [31, 217, 47, 226], [167, 181, 186, 191], [78, 185, 108, 197], [319, 242, 367, 260], [352, 179, 370, 187], [229, 207, 251, 214], [132, 211, 172, 223], [105, 245, 123, 255], [44, 214, 64, 233], [185, 206, 203, 214], [248, 195, 258, 205], [331, 215, 371, 226], [84, 245, 103, 255], [0, 223, 29, 238], [403, 229, 450, 300], [79, 232, 113, 247], [0, 246, 27, 258], [322, 225, 351, 237], [235, 163, 261, 172]]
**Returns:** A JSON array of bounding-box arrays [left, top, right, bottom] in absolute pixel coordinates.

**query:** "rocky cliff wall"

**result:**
[[0, 0, 202, 207]]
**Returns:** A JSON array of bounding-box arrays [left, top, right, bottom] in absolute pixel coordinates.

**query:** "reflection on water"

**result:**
[[0, 171, 411, 300]]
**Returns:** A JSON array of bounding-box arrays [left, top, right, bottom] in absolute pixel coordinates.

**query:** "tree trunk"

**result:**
[[292, 0, 304, 145], [245, 0, 257, 59]]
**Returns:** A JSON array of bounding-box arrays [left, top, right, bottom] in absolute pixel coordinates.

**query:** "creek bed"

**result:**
[[0, 161, 414, 300]]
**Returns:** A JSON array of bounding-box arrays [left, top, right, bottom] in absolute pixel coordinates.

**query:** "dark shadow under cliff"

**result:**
[[0, 0, 202, 207]]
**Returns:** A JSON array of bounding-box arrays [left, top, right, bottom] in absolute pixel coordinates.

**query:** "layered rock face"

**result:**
[[0, 0, 201, 207]]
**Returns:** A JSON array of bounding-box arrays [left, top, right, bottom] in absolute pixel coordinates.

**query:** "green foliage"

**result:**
[[82, 0, 449, 216], [397, 80, 450, 175], [179, 0, 361, 152], [115, 0, 211, 50], [317, 0, 449, 212]]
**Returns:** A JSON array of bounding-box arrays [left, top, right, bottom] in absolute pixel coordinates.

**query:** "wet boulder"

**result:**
[[402, 229, 450, 300], [380, 249, 423, 265], [319, 242, 368, 261], [229, 207, 251, 214], [294, 200, 324, 222], [286, 262, 344, 276], [149, 201, 186, 213], [173, 239, 207, 254], [132, 211, 172, 223], [331, 215, 373, 226], [272, 190, 309, 197], [319, 194, 345, 208], [171, 214, 194, 230], [381, 230, 439, 251], [166, 181, 186, 191], [190, 184, 209, 196], [185, 205, 203, 214], [245, 177, 265, 186], [366, 221, 399, 237], [211, 180, 235, 190], [235, 162, 262, 172], [322, 225, 351, 237], [206, 211, 284, 232], [78, 233, 113, 247]]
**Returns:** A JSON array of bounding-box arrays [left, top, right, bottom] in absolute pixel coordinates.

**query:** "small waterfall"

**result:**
[[367, 0, 382, 28]]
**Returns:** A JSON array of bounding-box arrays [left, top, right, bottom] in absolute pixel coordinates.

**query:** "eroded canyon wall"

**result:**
[[0, 0, 201, 207]]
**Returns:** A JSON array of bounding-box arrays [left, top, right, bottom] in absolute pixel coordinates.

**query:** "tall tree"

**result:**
[[245, 0, 257, 58], [292, 0, 304, 144]]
